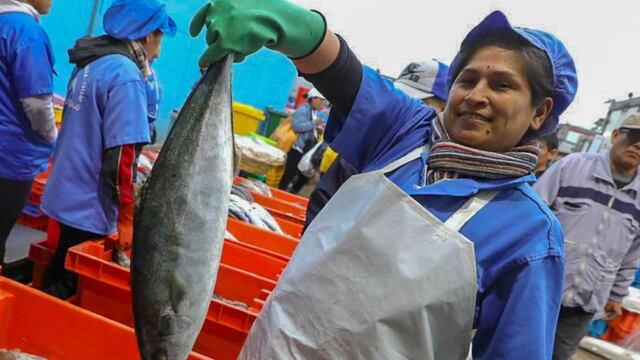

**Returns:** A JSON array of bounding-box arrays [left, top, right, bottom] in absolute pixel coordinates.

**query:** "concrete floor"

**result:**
[[297, 178, 316, 198], [572, 348, 607, 360]]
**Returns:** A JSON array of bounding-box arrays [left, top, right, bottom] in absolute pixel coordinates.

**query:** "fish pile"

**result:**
[[131, 55, 234, 360], [229, 184, 284, 234], [236, 178, 272, 197]]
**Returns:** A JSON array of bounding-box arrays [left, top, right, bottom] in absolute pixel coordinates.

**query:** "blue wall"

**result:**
[[40, 0, 296, 140]]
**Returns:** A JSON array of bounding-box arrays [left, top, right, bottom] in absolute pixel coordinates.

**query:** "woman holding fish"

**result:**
[[190, 1, 577, 359]]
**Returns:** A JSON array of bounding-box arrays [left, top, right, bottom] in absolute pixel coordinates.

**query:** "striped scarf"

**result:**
[[125, 40, 151, 79], [426, 115, 540, 184]]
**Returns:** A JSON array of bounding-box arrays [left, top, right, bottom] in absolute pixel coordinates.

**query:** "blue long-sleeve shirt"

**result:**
[[320, 66, 565, 359]]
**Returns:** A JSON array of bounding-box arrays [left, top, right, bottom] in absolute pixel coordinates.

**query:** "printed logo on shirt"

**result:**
[[66, 65, 91, 112]]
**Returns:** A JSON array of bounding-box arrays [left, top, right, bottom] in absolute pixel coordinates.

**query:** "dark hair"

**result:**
[[137, 29, 163, 43], [539, 132, 559, 150], [450, 30, 554, 108]]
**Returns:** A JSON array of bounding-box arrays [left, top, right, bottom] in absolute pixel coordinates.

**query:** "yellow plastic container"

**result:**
[[320, 147, 338, 173], [233, 102, 265, 136], [54, 105, 63, 124], [266, 165, 285, 188]]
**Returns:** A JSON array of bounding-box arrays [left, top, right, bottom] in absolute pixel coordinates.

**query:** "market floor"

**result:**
[[572, 348, 607, 360]]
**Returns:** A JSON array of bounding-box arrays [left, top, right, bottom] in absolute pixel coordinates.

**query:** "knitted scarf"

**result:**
[[425, 115, 540, 184], [125, 40, 152, 79]]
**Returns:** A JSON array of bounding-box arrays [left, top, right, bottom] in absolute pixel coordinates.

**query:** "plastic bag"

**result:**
[[311, 142, 328, 168], [297, 141, 323, 178], [235, 135, 286, 166], [622, 329, 640, 351]]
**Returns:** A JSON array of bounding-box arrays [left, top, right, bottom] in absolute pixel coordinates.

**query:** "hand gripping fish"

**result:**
[[131, 55, 234, 360]]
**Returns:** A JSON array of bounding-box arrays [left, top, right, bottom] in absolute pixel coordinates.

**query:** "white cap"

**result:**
[[306, 88, 326, 101], [394, 60, 449, 101]]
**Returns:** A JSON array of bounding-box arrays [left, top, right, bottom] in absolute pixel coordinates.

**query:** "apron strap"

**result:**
[[381, 145, 429, 174], [444, 190, 500, 232]]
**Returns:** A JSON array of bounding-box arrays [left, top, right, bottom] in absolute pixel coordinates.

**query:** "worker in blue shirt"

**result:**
[[304, 59, 450, 230], [192, 4, 577, 359], [41, 0, 176, 298], [278, 88, 326, 193], [0, 0, 57, 266], [146, 63, 161, 144]]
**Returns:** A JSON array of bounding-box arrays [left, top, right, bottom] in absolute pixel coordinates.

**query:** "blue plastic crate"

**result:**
[[588, 320, 608, 338]]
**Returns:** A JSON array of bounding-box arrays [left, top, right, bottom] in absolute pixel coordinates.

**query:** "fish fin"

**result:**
[[170, 274, 190, 314]]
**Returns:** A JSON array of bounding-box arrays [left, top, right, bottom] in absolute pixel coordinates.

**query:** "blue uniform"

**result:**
[[0, 12, 55, 180], [146, 67, 161, 134], [325, 67, 565, 359], [41, 55, 149, 235]]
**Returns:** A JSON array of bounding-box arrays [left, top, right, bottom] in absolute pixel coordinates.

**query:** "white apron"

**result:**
[[239, 147, 498, 359]]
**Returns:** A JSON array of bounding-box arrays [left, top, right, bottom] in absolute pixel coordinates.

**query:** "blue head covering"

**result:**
[[104, 0, 177, 40], [448, 10, 578, 137], [432, 61, 449, 102]]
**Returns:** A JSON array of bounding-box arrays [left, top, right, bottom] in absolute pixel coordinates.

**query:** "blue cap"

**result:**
[[433, 61, 450, 102], [448, 10, 578, 137], [104, 0, 177, 41]]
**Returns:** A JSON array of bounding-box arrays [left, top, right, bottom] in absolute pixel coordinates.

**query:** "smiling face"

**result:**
[[443, 45, 553, 152]]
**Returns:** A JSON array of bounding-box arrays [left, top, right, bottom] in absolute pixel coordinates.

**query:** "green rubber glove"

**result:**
[[190, 0, 326, 66]]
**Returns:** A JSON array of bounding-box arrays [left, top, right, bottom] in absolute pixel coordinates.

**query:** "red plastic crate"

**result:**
[[30, 217, 297, 288], [234, 176, 309, 208], [0, 277, 209, 360], [26, 162, 52, 206], [270, 214, 303, 239], [221, 240, 287, 281], [233, 177, 308, 225], [252, 192, 306, 225], [270, 186, 309, 207], [27, 240, 53, 289], [65, 240, 276, 359], [16, 214, 48, 232], [66, 240, 276, 308], [27, 219, 62, 289], [31, 162, 51, 194], [227, 217, 298, 259], [603, 309, 640, 344], [227, 206, 303, 239]]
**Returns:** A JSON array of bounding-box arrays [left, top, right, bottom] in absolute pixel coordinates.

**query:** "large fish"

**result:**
[[131, 55, 234, 360]]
